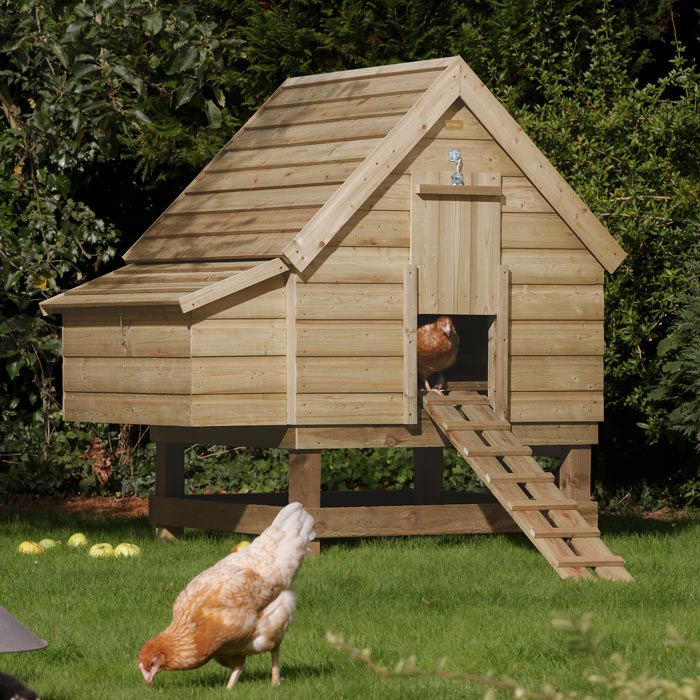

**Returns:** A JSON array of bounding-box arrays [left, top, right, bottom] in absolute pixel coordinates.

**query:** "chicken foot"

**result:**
[[271, 647, 281, 686]]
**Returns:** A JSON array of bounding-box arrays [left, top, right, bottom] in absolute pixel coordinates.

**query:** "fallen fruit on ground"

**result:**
[[230, 540, 251, 553], [88, 543, 114, 558], [39, 538, 61, 549], [114, 543, 142, 558], [17, 541, 44, 555], [67, 533, 88, 547]]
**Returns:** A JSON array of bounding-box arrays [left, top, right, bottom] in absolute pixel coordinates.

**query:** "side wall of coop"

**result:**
[[61, 277, 289, 427], [291, 178, 410, 426]]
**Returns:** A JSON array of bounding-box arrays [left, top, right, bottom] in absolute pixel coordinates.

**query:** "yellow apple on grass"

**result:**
[[88, 543, 114, 558], [230, 540, 251, 553], [17, 541, 44, 555], [39, 538, 61, 549], [114, 543, 142, 558], [67, 532, 88, 548]]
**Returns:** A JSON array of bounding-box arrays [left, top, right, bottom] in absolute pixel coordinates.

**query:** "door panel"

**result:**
[[411, 172, 502, 314]]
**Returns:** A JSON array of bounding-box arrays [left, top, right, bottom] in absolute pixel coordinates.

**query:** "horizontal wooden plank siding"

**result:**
[[191, 319, 286, 356], [296, 393, 404, 424], [502, 213, 585, 249], [297, 283, 402, 319], [510, 321, 605, 355], [510, 356, 603, 392], [297, 320, 403, 356], [192, 357, 286, 394], [510, 392, 604, 422], [502, 177, 553, 213], [62, 309, 190, 358], [64, 357, 190, 394], [302, 247, 408, 284], [191, 394, 287, 426], [297, 357, 403, 392], [335, 210, 410, 248], [503, 250, 604, 285], [510, 285, 604, 320], [425, 103, 491, 140], [399, 139, 522, 176], [64, 392, 191, 425]]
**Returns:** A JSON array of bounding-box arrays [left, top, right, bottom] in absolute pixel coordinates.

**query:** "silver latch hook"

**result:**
[[119, 313, 127, 347]]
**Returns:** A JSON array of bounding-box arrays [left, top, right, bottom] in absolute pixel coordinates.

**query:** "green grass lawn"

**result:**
[[1, 509, 700, 699]]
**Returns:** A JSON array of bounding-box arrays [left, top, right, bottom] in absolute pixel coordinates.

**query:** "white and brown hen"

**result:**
[[138, 502, 315, 689], [417, 316, 460, 392]]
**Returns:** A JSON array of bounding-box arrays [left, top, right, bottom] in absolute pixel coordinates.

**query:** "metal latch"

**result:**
[[448, 148, 463, 186]]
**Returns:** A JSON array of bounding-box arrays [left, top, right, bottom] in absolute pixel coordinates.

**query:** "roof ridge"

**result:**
[[282, 56, 459, 88]]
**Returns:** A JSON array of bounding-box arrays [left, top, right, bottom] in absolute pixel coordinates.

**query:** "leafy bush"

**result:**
[[652, 255, 700, 451]]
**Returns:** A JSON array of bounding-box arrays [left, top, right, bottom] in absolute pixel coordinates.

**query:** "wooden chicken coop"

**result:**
[[41, 57, 631, 580]]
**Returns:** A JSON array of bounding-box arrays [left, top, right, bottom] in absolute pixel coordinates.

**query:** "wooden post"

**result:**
[[288, 450, 322, 556], [494, 266, 511, 420], [154, 441, 185, 541], [413, 447, 443, 505], [559, 447, 592, 503]]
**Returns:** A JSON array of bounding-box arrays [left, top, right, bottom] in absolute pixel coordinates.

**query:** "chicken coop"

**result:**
[[41, 56, 631, 580]]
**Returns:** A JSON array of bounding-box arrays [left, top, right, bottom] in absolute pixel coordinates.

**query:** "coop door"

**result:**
[[411, 172, 502, 315]]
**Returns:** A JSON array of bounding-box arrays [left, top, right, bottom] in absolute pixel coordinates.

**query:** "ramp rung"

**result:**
[[530, 525, 600, 538], [508, 499, 579, 511], [486, 472, 554, 484], [442, 420, 511, 431], [423, 392, 489, 406], [556, 555, 626, 568], [463, 446, 532, 457]]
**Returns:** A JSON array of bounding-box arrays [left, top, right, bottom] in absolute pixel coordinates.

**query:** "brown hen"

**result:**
[[138, 503, 315, 689], [417, 316, 460, 392]]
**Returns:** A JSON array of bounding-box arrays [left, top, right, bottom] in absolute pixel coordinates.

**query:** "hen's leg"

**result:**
[[271, 647, 281, 686], [225, 656, 246, 690], [429, 373, 446, 394]]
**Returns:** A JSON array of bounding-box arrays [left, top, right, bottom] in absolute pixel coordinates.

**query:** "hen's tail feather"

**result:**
[[234, 503, 315, 588]]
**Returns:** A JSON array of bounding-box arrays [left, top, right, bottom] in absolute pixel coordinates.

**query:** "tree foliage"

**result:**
[[2, 0, 700, 497], [0, 0, 239, 486]]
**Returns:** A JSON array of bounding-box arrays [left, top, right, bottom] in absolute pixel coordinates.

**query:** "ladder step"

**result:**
[[442, 420, 511, 431], [556, 555, 626, 568], [529, 526, 600, 538], [463, 446, 532, 457], [423, 392, 489, 406], [508, 499, 579, 511], [486, 472, 554, 484]]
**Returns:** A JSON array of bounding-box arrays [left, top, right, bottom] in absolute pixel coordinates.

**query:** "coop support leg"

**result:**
[[288, 450, 321, 556], [154, 441, 185, 541], [558, 446, 594, 524], [413, 447, 443, 505]]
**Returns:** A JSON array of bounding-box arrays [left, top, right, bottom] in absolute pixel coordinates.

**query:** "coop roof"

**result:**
[[124, 55, 626, 275], [40, 259, 288, 314]]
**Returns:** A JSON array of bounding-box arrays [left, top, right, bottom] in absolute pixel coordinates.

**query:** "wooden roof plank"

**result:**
[[283, 58, 462, 272]]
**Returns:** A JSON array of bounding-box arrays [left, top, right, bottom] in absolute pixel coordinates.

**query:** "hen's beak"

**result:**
[[139, 662, 156, 685]]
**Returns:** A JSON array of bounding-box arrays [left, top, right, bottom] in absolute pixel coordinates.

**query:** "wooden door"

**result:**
[[411, 172, 502, 315]]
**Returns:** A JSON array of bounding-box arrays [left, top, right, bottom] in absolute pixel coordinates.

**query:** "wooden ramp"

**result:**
[[424, 391, 632, 581]]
